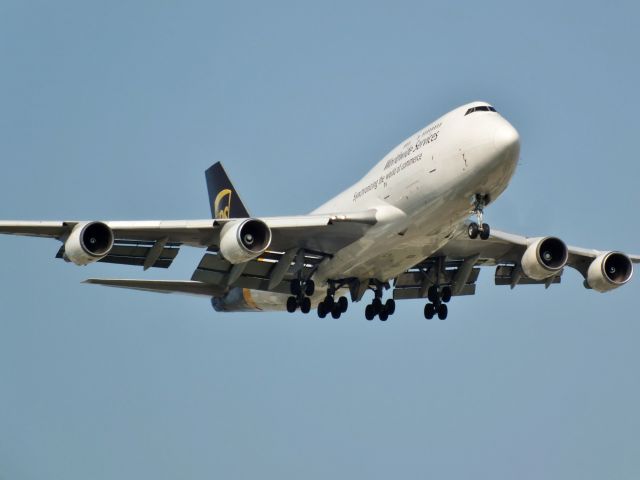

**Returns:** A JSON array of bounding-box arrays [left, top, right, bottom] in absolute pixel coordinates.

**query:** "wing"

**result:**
[[392, 223, 640, 301], [0, 211, 377, 272]]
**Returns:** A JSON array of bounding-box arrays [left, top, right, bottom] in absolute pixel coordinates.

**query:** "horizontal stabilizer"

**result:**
[[83, 278, 225, 297]]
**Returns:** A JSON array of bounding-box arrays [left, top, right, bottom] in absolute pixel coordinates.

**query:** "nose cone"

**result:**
[[493, 121, 520, 157]]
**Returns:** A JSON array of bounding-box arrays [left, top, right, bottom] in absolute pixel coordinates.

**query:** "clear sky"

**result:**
[[1, 1, 640, 479]]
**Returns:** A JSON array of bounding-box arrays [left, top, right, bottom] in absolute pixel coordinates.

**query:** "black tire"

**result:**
[[337, 296, 348, 313], [480, 223, 490, 240], [304, 280, 315, 296], [427, 286, 439, 303], [468, 222, 479, 239], [331, 305, 342, 319], [324, 295, 335, 309], [365, 304, 375, 320], [286, 296, 297, 313], [300, 296, 311, 314], [290, 280, 301, 296], [424, 303, 435, 319], [441, 286, 452, 303], [437, 303, 448, 320], [385, 298, 396, 315], [372, 297, 382, 313], [317, 302, 327, 318], [379, 308, 389, 321]]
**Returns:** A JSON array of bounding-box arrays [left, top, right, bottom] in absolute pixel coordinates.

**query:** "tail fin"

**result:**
[[205, 162, 250, 219]]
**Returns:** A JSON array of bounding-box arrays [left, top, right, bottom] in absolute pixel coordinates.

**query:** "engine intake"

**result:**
[[219, 218, 272, 264], [587, 252, 633, 292], [521, 236, 568, 280], [64, 221, 114, 266]]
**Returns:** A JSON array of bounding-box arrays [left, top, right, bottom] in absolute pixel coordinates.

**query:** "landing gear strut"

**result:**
[[468, 194, 490, 240]]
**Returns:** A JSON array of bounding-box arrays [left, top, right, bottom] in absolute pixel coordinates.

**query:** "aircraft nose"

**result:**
[[493, 121, 520, 155]]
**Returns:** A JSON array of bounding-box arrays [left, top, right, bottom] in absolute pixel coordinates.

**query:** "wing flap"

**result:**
[[57, 239, 181, 269], [394, 284, 476, 300], [494, 265, 562, 286], [190, 249, 325, 294]]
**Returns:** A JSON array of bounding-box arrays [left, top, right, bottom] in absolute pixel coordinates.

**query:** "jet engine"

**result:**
[[219, 218, 272, 264], [521, 236, 568, 280], [63, 221, 114, 266], [586, 251, 633, 292]]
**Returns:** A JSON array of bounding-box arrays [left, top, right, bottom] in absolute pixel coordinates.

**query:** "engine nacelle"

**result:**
[[586, 252, 633, 293], [521, 236, 568, 280], [63, 221, 114, 266], [218, 218, 272, 264]]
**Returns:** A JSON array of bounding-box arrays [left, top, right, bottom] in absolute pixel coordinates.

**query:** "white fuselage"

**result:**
[[248, 102, 521, 309]]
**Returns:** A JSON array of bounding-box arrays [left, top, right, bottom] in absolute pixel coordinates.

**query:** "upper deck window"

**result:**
[[465, 106, 497, 116]]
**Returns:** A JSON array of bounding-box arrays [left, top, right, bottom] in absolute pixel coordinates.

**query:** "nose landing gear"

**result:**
[[468, 194, 490, 240]]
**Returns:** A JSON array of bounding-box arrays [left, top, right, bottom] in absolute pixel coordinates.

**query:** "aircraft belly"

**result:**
[[315, 147, 517, 283], [315, 200, 466, 282]]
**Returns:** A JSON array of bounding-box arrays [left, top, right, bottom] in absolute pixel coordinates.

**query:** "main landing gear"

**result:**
[[286, 279, 315, 314], [317, 287, 349, 319], [423, 285, 451, 320], [468, 193, 490, 240], [364, 282, 396, 321]]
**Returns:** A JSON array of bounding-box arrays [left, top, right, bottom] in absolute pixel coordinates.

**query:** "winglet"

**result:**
[[205, 162, 250, 219]]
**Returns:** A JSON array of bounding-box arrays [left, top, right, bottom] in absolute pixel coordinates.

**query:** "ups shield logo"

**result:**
[[214, 189, 233, 219]]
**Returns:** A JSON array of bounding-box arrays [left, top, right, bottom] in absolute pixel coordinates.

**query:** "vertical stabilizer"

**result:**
[[205, 162, 251, 219]]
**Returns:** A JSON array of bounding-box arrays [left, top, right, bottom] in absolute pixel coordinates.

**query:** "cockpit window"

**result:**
[[465, 106, 497, 115]]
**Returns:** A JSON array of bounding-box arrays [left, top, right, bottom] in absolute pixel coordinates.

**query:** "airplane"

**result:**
[[1, 101, 638, 321]]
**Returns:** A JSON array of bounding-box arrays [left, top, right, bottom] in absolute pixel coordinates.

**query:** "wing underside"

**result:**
[[0, 211, 377, 294], [392, 223, 640, 301]]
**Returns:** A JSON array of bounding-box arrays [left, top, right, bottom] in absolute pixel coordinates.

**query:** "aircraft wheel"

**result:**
[[379, 308, 389, 321], [324, 295, 335, 309], [286, 296, 297, 313], [290, 281, 301, 296], [468, 222, 479, 239], [480, 223, 490, 240], [385, 298, 396, 315], [441, 287, 452, 303], [427, 286, 439, 303], [365, 304, 375, 321], [424, 303, 435, 319], [337, 296, 348, 313], [300, 296, 311, 314], [331, 305, 342, 319], [304, 280, 315, 296], [438, 303, 448, 320], [317, 302, 328, 318], [372, 297, 382, 313]]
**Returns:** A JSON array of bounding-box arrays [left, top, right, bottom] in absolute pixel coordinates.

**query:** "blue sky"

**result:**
[[1, 1, 640, 479]]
